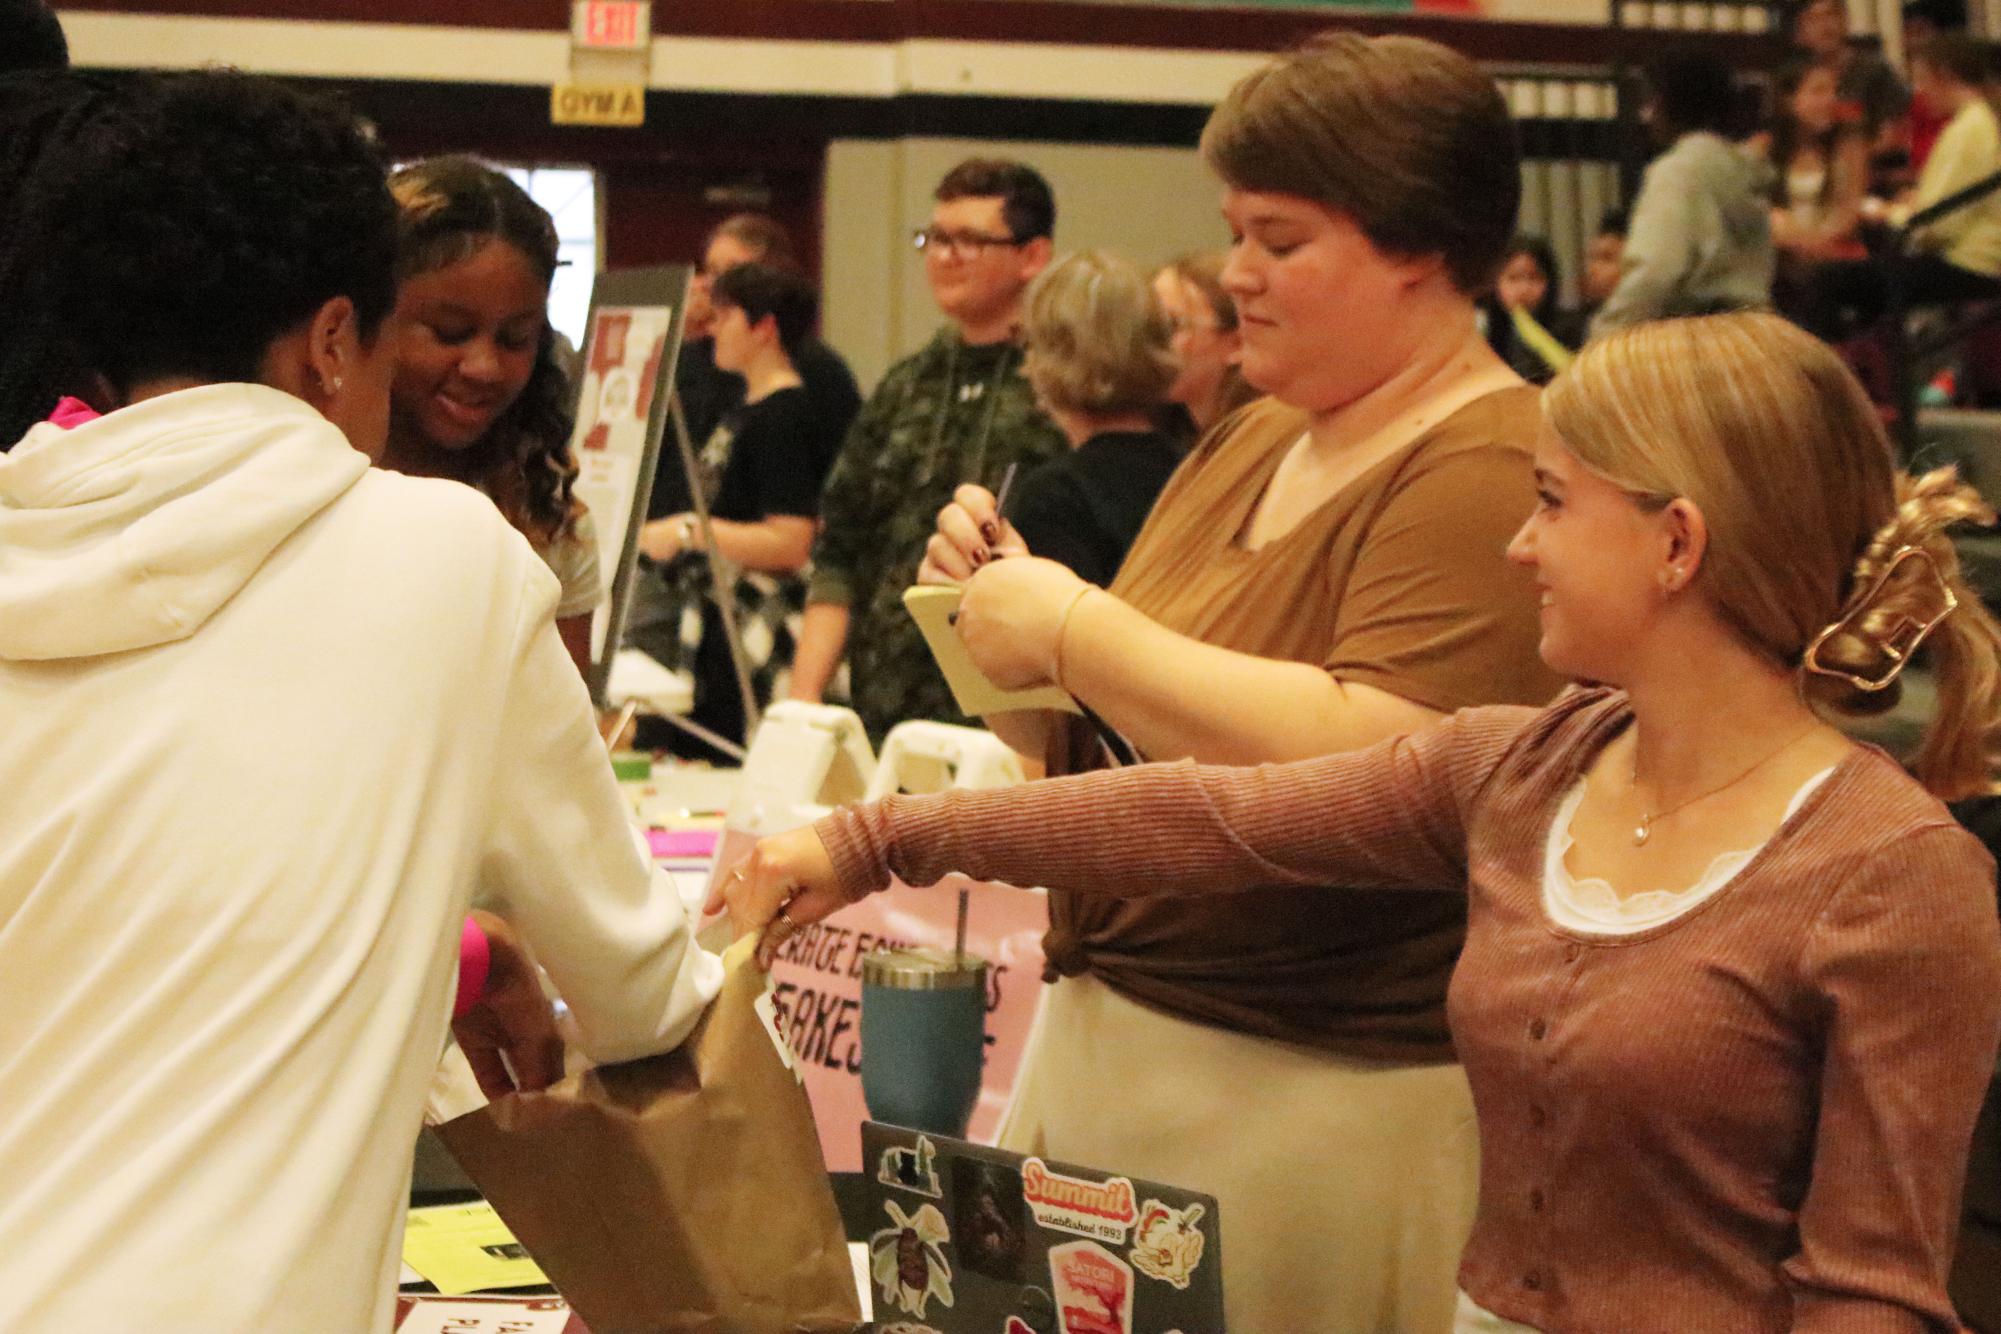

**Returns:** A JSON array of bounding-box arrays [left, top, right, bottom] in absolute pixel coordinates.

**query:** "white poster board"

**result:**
[[564, 265, 691, 704]]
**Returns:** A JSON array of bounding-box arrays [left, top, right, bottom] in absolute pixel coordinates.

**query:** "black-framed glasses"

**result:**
[[912, 226, 1022, 259]]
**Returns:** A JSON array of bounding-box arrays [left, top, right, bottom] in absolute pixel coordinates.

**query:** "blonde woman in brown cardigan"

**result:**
[[720, 313, 2001, 1332]]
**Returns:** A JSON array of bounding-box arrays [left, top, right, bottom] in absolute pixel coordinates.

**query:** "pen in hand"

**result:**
[[988, 461, 1019, 553], [948, 462, 1018, 627], [952, 462, 1136, 763]]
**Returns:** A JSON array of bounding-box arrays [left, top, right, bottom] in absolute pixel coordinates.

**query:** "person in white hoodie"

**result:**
[[1590, 51, 1776, 338], [0, 69, 722, 1332]]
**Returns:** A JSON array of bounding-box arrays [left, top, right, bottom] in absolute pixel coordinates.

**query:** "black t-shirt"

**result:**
[[709, 385, 826, 524], [1008, 428, 1184, 586], [651, 336, 862, 518]]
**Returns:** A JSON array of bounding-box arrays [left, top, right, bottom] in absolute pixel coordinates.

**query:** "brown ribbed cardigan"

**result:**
[[818, 690, 2001, 1332]]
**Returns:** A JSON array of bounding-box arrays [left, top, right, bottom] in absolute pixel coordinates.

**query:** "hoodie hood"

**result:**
[[0, 383, 369, 661]]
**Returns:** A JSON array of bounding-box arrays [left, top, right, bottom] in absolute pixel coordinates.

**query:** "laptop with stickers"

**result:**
[[860, 1121, 1225, 1334]]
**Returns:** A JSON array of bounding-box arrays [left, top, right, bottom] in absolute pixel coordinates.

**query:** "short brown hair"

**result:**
[[712, 212, 797, 271], [1200, 33, 1519, 294], [935, 158, 1055, 243], [710, 262, 817, 353], [1023, 250, 1176, 417]]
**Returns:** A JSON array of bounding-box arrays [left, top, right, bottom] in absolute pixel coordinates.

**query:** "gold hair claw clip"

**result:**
[[1802, 545, 1958, 692]]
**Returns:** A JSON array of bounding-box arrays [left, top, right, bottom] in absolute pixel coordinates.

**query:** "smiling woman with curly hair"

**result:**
[[377, 156, 599, 676]]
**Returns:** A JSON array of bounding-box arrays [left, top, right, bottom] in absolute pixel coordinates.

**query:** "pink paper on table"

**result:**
[[648, 828, 719, 860]]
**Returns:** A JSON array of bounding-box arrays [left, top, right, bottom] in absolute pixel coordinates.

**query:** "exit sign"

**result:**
[[572, 1, 650, 50]]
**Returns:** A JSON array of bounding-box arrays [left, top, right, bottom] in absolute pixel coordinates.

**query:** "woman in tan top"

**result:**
[[907, 34, 1559, 1334], [725, 313, 2001, 1331]]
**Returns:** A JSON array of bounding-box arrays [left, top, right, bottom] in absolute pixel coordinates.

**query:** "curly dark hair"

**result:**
[[389, 155, 579, 545], [0, 69, 397, 448]]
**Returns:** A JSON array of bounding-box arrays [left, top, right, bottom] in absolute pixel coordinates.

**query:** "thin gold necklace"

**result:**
[[1628, 726, 1819, 847]]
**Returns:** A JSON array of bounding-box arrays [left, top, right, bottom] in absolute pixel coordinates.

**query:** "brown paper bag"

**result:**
[[437, 936, 862, 1334]]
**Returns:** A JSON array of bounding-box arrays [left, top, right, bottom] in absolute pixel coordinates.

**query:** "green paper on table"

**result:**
[[402, 1200, 548, 1295], [903, 584, 1081, 717]]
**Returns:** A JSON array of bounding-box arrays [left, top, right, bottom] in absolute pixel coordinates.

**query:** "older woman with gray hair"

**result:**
[[1008, 249, 1184, 585]]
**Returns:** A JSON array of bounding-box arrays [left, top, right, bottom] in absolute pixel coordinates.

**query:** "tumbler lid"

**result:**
[[861, 946, 987, 990]]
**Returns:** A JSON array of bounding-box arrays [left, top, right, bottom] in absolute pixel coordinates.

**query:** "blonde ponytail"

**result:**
[[1548, 314, 2001, 800], [1803, 467, 2001, 799]]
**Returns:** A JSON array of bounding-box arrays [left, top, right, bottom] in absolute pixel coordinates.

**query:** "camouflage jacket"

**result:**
[[808, 325, 1066, 742]]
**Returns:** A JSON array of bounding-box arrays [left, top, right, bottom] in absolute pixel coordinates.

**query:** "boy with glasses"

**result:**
[[790, 158, 1066, 740]]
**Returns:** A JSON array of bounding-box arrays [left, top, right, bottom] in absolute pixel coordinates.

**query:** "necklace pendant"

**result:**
[[1632, 816, 1652, 846]]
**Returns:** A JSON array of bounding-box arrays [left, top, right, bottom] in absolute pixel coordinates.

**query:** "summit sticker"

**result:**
[[1022, 1157, 1139, 1243]]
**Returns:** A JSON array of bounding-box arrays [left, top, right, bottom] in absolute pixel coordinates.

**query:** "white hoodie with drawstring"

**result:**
[[0, 383, 721, 1331]]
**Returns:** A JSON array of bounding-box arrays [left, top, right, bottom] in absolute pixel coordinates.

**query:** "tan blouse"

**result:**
[[820, 689, 2001, 1332], [1044, 390, 1562, 1059]]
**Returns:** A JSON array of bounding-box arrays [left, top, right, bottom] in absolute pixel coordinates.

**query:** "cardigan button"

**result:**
[[1529, 1104, 1547, 1128], [1529, 1188, 1546, 1212], [1523, 1270, 1544, 1292], [1529, 1018, 1548, 1040]]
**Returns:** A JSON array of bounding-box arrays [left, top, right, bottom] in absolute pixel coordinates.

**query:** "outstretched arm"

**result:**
[[714, 705, 1538, 965]]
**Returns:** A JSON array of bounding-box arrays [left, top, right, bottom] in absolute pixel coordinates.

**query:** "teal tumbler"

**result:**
[[860, 947, 989, 1138]]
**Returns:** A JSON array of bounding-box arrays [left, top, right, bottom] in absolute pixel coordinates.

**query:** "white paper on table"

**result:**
[[398, 1299, 570, 1333]]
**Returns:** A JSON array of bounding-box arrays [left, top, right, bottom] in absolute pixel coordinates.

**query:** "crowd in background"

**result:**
[[624, 170, 1253, 752], [1484, 0, 2001, 400], [622, 0, 2001, 755]]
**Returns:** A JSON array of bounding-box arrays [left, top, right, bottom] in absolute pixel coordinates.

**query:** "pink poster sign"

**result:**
[[758, 871, 1050, 1172]]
